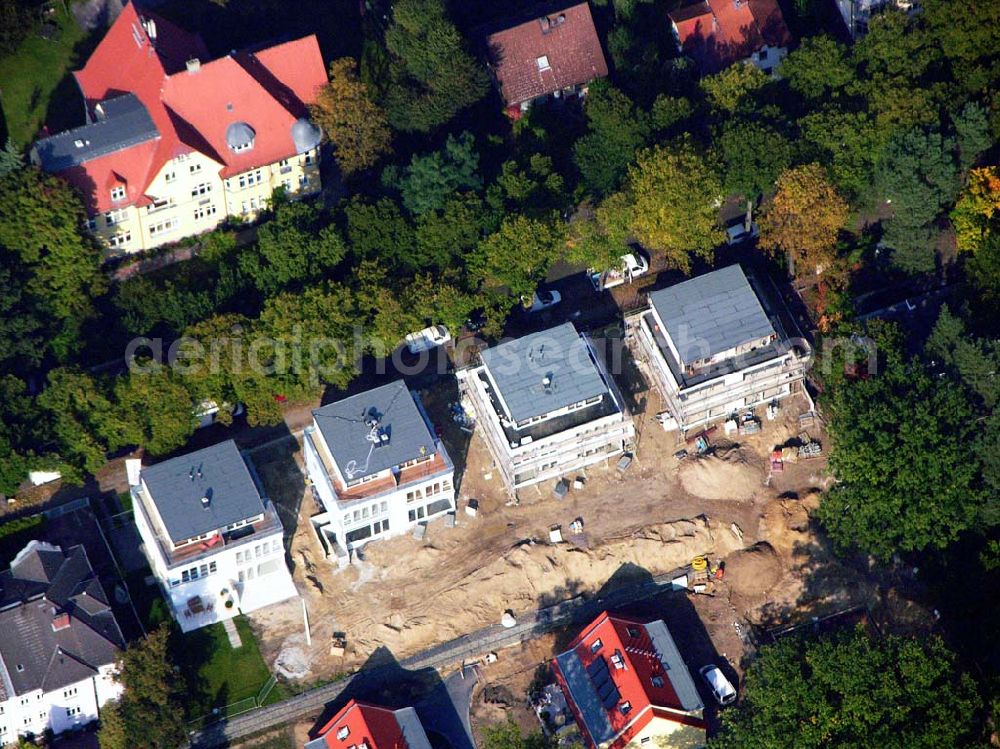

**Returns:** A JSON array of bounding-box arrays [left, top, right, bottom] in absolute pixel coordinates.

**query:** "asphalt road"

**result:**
[[187, 566, 693, 748]]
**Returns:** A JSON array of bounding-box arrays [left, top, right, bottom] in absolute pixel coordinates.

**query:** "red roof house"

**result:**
[[33, 1, 326, 215], [552, 612, 706, 749], [668, 0, 790, 75], [305, 700, 432, 749], [486, 2, 608, 117]]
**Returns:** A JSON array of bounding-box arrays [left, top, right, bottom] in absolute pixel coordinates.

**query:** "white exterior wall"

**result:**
[[0, 666, 122, 741], [303, 427, 455, 558], [629, 311, 805, 433], [131, 483, 297, 632], [456, 367, 635, 492]]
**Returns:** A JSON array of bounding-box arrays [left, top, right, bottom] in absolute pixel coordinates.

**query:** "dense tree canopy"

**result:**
[[626, 138, 724, 267], [759, 164, 849, 277], [817, 340, 987, 559], [311, 58, 393, 177], [709, 629, 984, 749], [573, 81, 650, 197], [381, 0, 489, 132], [393, 132, 482, 214]]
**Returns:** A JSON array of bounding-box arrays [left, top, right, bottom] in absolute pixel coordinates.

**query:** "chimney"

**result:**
[[201, 495, 211, 509], [186, 58, 201, 74], [52, 612, 71, 631]]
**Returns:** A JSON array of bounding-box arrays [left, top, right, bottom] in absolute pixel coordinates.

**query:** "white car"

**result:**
[[700, 664, 737, 706], [404, 325, 451, 354], [590, 252, 649, 291], [524, 289, 562, 313]]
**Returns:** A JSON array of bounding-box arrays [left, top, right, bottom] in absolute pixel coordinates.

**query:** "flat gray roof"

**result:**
[[648, 264, 775, 365], [479, 323, 609, 423], [140, 440, 266, 544], [313, 380, 435, 482], [32, 93, 159, 172]]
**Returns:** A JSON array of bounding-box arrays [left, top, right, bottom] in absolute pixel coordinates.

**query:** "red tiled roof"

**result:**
[[668, 0, 790, 73], [64, 1, 325, 213], [487, 2, 608, 107], [552, 611, 706, 749], [313, 700, 408, 749]]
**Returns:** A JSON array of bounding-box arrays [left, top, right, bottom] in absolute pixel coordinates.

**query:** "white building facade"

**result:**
[[627, 264, 810, 433], [0, 542, 125, 742], [456, 322, 635, 493], [127, 440, 297, 632], [303, 381, 456, 565]]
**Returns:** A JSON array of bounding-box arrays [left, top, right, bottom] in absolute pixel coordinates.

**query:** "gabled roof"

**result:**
[[486, 1, 608, 106], [0, 543, 124, 699], [139, 439, 267, 543], [647, 264, 775, 365], [46, 1, 325, 213], [307, 700, 432, 749], [553, 612, 704, 749], [479, 322, 609, 423], [312, 381, 436, 483], [668, 0, 790, 73]]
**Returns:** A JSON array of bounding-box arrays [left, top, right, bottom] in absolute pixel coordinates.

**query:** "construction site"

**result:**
[[246, 355, 900, 699]]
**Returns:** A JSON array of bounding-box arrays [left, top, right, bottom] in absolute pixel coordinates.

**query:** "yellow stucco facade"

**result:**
[[93, 147, 321, 255]]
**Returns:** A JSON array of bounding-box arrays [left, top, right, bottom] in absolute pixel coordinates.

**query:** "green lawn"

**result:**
[[172, 615, 288, 721], [0, 7, 90, 146]]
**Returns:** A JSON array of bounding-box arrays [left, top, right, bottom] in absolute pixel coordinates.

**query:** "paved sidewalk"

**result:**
[[223, 618, 243, 648]]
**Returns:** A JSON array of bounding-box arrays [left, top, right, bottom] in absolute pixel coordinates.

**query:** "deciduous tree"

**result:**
[[626, 138, 724, 268], [573, 81, 650, 197], [709, 629, 984, 749], [383, 0, 489, 132], [717, 120, 792, 202], [114, 368, 197, 456], [469, 215, 566, 301], [37, 368, 119, 476], [778, 35, 855, 100], [310, 58, 393, 177], [699, 63, 769, 113], [817, 350, 986, 558], [758, 163, 849, 276], [951, 166, 1000, 254]]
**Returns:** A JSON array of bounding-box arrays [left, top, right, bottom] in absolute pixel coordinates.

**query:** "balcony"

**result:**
[[304, 429, 452, 506], [133, 486, 283, 569]]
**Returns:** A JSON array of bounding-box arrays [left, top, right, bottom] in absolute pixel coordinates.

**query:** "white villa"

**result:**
[[127, 439, 297, 632], [456, 322, 635, 494], [303, 380, 456, 565], [627, 264, 810, 433], [0, 541, 124, 742]]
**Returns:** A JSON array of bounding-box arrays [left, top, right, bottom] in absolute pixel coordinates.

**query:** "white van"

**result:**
[[700, 664, 737, 705]]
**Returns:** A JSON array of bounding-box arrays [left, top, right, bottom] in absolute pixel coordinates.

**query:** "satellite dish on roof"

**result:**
[[291, 118, 322, 154], [225, 121, 255, 150]]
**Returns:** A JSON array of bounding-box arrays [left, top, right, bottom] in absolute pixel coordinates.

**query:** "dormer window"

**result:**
[[226, 121, 256, 154], [232, 139, 254, 153], [536, 55, 550, 72], [110, 185, 126, 202]]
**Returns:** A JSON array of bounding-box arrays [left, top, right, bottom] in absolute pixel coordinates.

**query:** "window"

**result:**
[[337, 727, 350, 741], [627, 626, 640, 638], [640, 738, 651, 744], [618, 701, 632, 716], [231, 138, 254, 153], [590, 639, 602, 653], [67, 706, 81, 717], [164, 171, 176, 183], [63, 687, 78, 698], [189, 163, 202, 174], [238, 170, 263, 189], [148, 218, 178, 237], [86, 217, 97, 231], [110, 185, 126, 201], [104, 208, 127, 226], [193, 204, 217, 221], [299, 174, 309, 189], [536, 55, 550, 71], [108, 232, 131, 248], [255, 544, 262, 558], [191, 182, 211, 197], [304, 153, 314, 166], [651, 675, 664, 688], [209, 561, 217, 573], [380, 501, 388, 513]]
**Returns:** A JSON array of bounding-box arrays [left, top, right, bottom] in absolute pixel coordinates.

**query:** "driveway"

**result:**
[[416, 664, 480, 749]]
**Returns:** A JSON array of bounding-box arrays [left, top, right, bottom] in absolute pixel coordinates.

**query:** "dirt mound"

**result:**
[[344, 516, 743, 659], [723, 542, 784, 612], [679, 446, 764, 500]]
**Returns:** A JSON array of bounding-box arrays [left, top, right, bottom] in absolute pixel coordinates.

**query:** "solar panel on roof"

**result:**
[[585, 656, 620, 709]]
